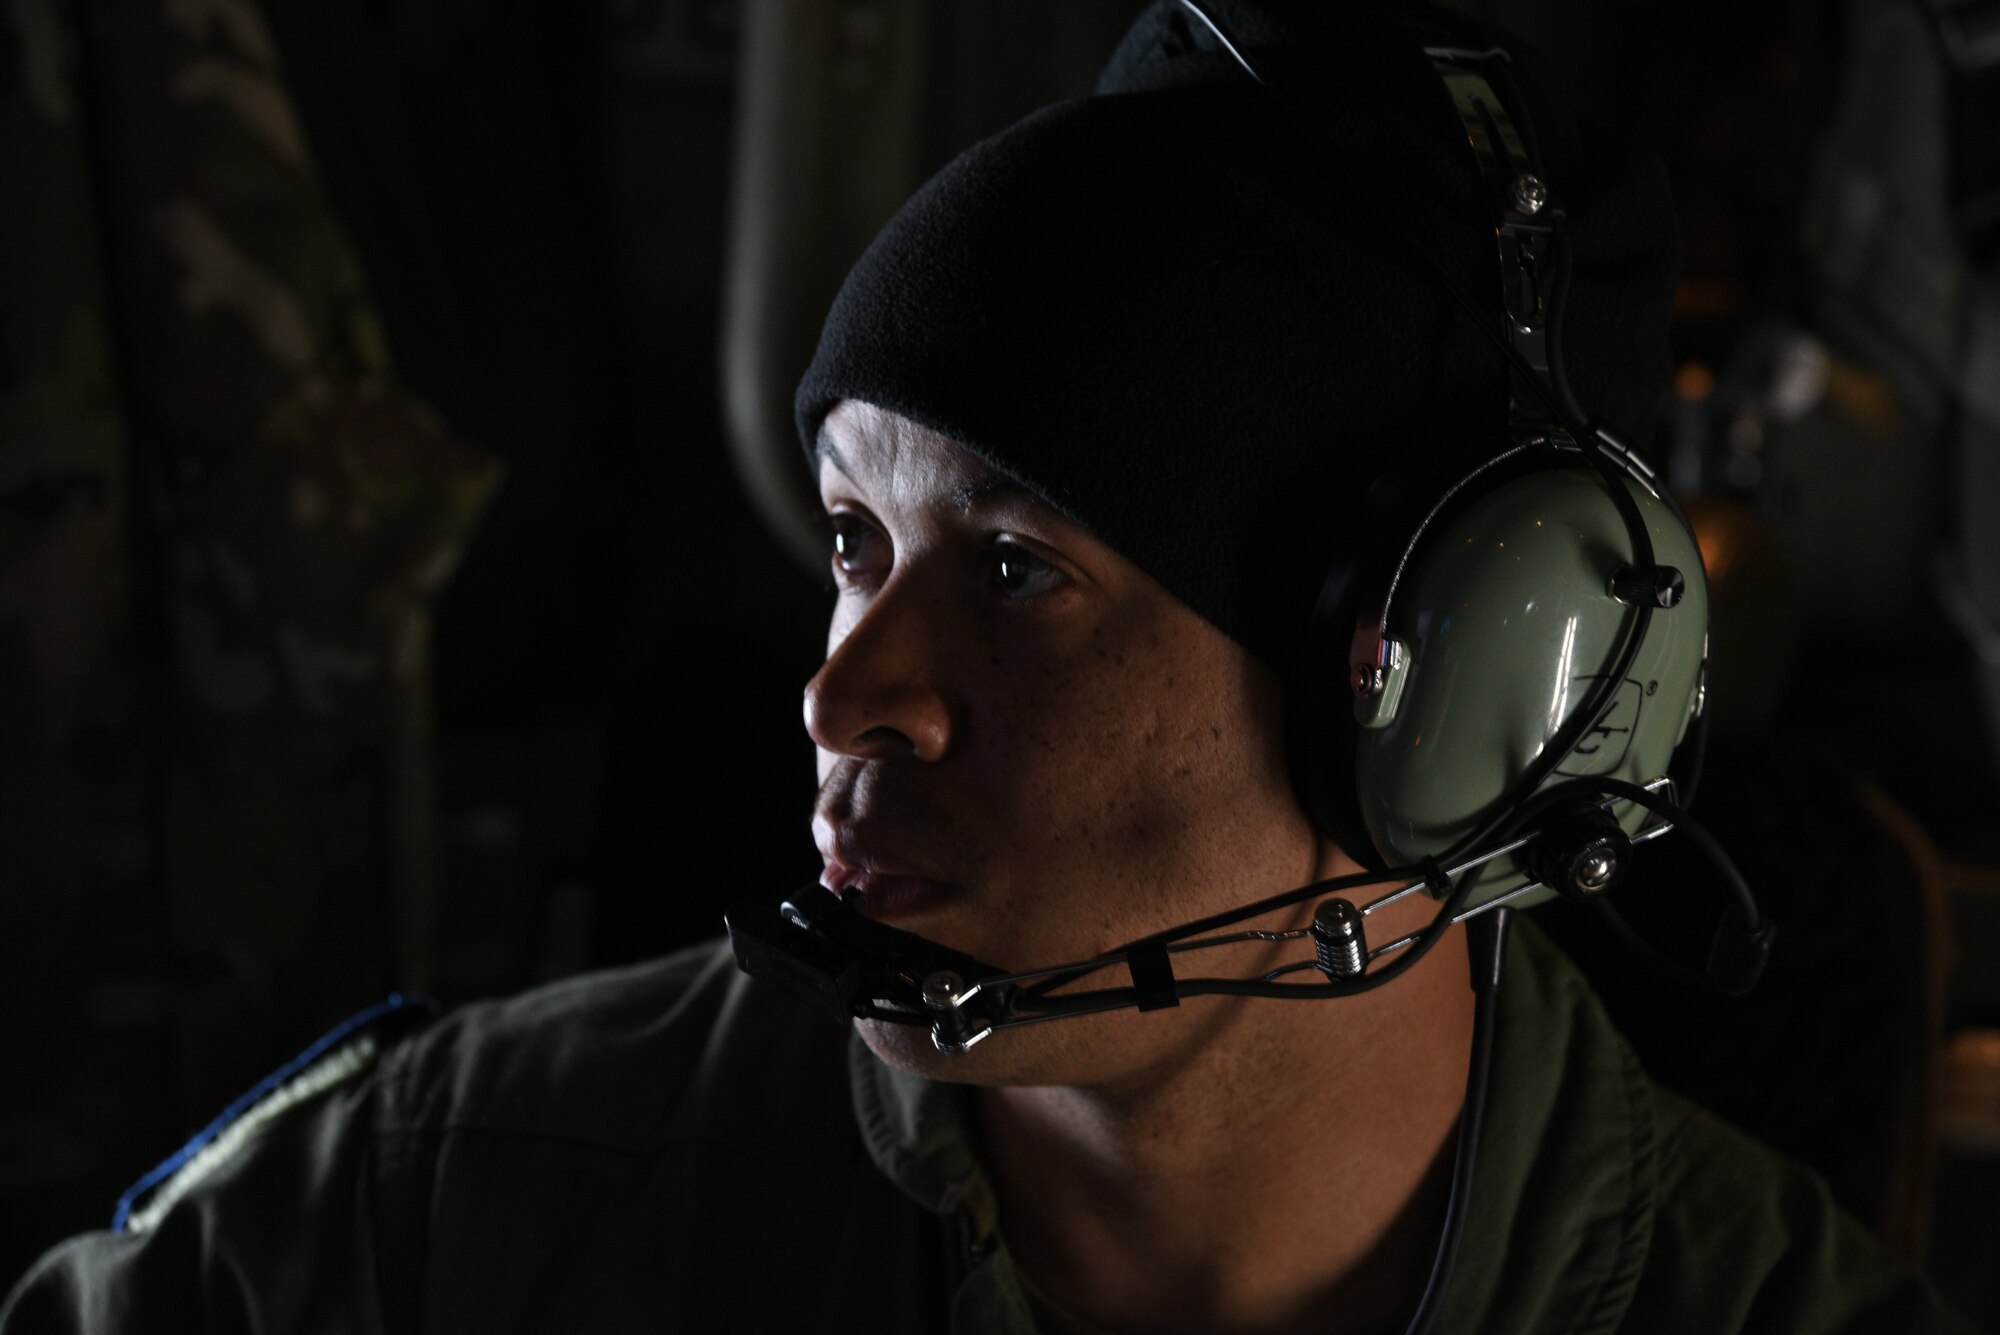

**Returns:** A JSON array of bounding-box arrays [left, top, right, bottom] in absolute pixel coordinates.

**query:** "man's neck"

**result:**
[[976, 923, 1476, 1335]]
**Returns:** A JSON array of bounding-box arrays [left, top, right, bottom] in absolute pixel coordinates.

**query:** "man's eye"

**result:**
[[829, 516, 888, 579], [993, 540, 1066, 599]]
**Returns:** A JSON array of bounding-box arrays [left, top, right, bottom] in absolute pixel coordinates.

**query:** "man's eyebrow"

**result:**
[[814, 431, 853, 479], [952, 474, 1033, 513], [816, 430, 1038, 514]]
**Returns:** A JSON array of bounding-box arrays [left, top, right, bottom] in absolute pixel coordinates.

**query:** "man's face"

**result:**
[[808, 401, 1343, 1089]]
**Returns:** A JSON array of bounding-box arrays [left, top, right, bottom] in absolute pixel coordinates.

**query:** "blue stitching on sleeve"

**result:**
[[112, 992, 437, 1231]]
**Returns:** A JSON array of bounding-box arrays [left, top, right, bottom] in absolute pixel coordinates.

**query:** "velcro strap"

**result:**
[[1127, 943, 1180, 1011], [1421, 859, 1453, 897]]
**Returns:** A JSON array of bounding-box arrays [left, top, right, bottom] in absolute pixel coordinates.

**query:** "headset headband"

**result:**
[[1425, 45, 1562, 432]]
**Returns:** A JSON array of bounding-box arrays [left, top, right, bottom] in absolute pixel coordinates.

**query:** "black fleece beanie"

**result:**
[[796, 0, 1679, 671]]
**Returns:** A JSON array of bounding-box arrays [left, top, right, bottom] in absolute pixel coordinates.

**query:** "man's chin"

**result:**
[[853, 1013, 1071, 1088], [855, 1014, 990, 1082], [853, 1003, 1165, 1091]]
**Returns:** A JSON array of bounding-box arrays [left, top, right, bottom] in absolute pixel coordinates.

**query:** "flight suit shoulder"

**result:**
[[373, 935, 858, 1160], [2, 1007, 395, 1333], [1630, 1088, 1979, 1334], [1, 939, 861, 1334]]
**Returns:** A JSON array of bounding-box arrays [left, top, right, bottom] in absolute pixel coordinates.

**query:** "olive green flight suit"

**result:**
[[2, 922, 1979, 1333]]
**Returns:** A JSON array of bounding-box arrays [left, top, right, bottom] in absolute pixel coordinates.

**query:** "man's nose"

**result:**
[[803, 581, 954, 763]]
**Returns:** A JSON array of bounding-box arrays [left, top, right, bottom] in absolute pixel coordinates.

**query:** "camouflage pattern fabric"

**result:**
[[0, 0, 498, 1271]]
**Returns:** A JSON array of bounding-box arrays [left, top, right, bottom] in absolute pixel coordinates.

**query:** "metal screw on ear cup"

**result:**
[[1574, 849, 1619, 893], [1511, 173, 1547, 215], [1311, 899, 1368, 978], [1352, 665, 1383, 698], [1532, 805, 1633, 902]]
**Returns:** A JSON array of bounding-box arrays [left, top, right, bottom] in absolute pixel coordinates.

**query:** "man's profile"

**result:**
[[1, 1, 1979, 1331]]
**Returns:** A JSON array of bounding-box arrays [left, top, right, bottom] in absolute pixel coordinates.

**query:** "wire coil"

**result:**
[[1310, 899, 1367, 979]]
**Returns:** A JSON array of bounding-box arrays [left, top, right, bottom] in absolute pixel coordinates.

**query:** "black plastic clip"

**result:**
[[1610, 564, 1686, 609], [724, 898, 860, 1019]]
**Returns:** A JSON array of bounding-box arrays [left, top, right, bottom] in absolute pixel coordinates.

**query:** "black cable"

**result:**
[[1012, 773, 1644, 1009], [1452, 773, 1757, 938], [1404, 905, 1510, 1335], [1582, 777, 1759, 929], [1007, 865, 1479, 1014], [1012, 771, 1594, 1018], [1014, 861, 1432, 1001], [996, 772, 1760, 1025], [1670, 703, 1711, 811], [1588, 899, 1731, 995]]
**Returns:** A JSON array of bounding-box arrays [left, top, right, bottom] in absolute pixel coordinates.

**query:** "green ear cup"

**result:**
[[1354, 467, 1710, 911]]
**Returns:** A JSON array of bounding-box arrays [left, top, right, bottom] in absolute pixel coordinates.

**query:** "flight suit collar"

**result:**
[[847, 1037, 1029, 1333], [846, 918, 1657, 1335]]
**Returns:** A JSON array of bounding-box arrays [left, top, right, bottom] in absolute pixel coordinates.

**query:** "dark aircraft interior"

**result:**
[[3, 0, 1997, 1323]]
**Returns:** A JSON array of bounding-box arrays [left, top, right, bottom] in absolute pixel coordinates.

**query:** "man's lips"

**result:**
[[819, 858, 962, 921]]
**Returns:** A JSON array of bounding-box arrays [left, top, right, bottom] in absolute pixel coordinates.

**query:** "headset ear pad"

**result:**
[[1295, 466, 1709, 895]]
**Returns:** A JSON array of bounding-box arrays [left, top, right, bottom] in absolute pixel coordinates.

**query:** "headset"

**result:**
[[728, 0, 1768, 1062], [724, 3, 1772, 1329]]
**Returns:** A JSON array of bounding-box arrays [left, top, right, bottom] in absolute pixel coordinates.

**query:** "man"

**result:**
[[804, 398, 1484, 1333], [3, 1, 1979, 1331]]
